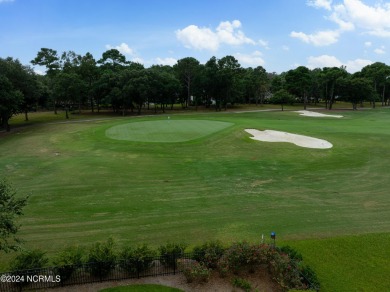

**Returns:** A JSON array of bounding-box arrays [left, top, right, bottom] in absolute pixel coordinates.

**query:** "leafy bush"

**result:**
[[177, 259, 211, 283], [279, 245, 303, 262], [86, 237, 117, 279], [52, 246, 84, 281], [218, 241, 251, 275], [158, 242, 187, 268], [217, 242, 270, 275], [10, 249, 49, 288], [193, 240, 225, 269], [299, 264, 320, 290], [10, 249, 49, 271], [267, 250, 302, 290], [119, 244, 157, 275], [232, 277, 252, 292]]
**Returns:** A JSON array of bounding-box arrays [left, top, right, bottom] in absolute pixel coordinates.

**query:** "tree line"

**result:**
[[1, 47, 390, 131]]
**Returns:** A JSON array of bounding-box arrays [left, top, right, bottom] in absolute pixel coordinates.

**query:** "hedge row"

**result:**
[[9, 239, 319, 291]]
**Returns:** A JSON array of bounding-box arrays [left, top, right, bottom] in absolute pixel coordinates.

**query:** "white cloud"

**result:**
[[176, 25, 219, 51], [33, 69, 44, 75], [0, 0, 14, 3], [307, 0, 333, 11], [155, 57, 177, 66], [105, 43, 135, 56], [374, 46, 386, 54], [307, 54, 372, 73], [307, 55, 342, 68], [330, 0, 390, 37], [290, 29, 340, 46], [364, 41, 372, 47], [234, 51, 265, 67], [176, 20, 258, 51], [295, 0, 390, 47], [328, 11, 355, 31], [258, 39, 270, 49], [217, 20, 256, 46], [131, 57, 144, 64], [345, 58, 374, 72]]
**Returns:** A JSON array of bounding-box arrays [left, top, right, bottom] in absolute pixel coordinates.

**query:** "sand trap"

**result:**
[[295, 110, 343, 118], [245, 129, 333, 149]]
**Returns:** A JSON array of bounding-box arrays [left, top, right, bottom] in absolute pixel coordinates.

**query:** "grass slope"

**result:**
[[286, 233, 390, 291], [105, 120, 233, 142], [1, 109, 390, 290]]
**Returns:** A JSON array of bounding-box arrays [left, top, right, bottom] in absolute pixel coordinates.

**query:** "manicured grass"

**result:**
[[99, 284, 184, 292], [1, 107, 390, 290], [106, 120, 233, 142], [285, 233, 390, 291]]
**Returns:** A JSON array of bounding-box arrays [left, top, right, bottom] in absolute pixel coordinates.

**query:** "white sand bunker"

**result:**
[[295, 110, 343, 118], [245, 129, 333, 149]]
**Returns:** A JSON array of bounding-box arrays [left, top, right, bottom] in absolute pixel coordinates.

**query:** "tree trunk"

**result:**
[[1, 114, 10, 132], [90, 96, 94, 113], [382, 85, 385, 106], [24, 110, 29, 121], [303, 90, 308, 110]]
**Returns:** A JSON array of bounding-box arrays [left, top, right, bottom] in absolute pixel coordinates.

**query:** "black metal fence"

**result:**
[[0, 253, 192, 292], [0, 253, 319, 292]]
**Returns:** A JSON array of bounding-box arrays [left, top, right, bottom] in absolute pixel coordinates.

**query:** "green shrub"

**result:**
[[87, 237, 117, 279], [193, 240, 225, 269], [119, 244, 157, 274], [52, 246, 84, 282], [299, 264, 320, 290], [177, 259, 210, 283], [279, 245, 303, 262], [232, 277, 252, 292], [10, 249, 49, 288], [158, 242, 187, 268], [217, 242, 270, 275], [267, 251, 302, 290], [10, 249, 49, 271], [218, 241, 251, 275]]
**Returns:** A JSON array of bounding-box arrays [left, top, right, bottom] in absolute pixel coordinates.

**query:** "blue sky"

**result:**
[[1, 0, 390, 73]]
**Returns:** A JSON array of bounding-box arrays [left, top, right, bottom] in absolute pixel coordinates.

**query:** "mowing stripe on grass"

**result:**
[[105, 120, 234, 142]]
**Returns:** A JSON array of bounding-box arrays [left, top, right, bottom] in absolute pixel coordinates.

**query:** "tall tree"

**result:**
[[321, 66, 348, 110], [285, 66, 311, 110], [246, 66, 269, 105], [270, 89, 295, 111], [1, 57, 39, 122], [31, 48, 60, 75], [217, 55, 241, 109], [149, 65, 180, 112], [31, 48, 60, 113], [174, 57, 200, 108], [98, 49, 127, 71], [0, 75, 23, 131], [52, 72, 86, 119], [339, 76, 374, 110], [0, 57, 34, 131], [0, 180, 28, 253], [361, 62, 390, 107], [79, 53, 98, 112]]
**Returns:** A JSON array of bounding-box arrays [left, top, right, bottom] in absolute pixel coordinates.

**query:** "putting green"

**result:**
[[105, 119, 234, 142]]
